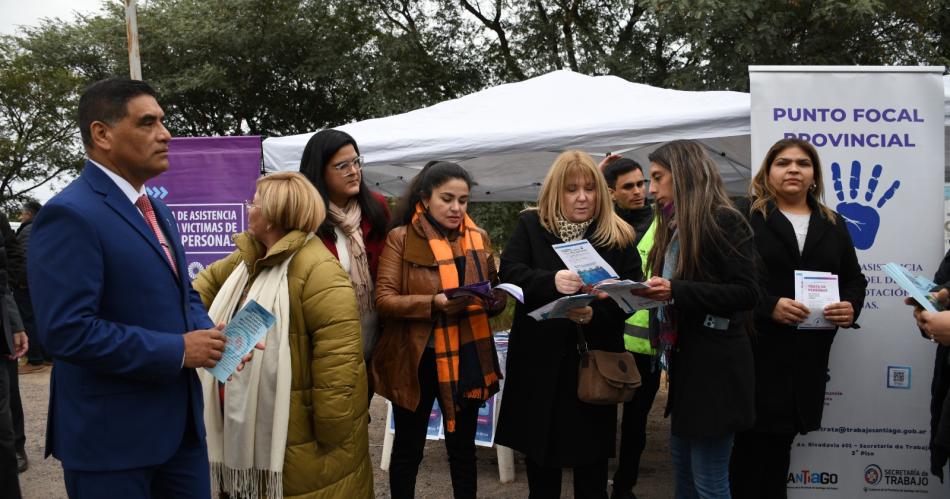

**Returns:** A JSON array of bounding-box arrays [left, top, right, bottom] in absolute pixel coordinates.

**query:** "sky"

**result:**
[[1, 0, 109, 202], [0, 0, 106, 35]]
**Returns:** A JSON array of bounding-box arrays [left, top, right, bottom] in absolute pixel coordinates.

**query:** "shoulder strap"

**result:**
[[575, 324, 589, 355]]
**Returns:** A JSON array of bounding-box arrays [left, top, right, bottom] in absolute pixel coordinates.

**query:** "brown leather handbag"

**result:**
[[576, 327, 641, 404]]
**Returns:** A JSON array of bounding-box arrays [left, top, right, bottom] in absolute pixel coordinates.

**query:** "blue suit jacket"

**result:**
[[28, 162, 214, 471]]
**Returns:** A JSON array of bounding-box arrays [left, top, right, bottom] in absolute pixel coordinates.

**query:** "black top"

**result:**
[[615, 202, 654, 245], [0, 213, 26, 288], [736, 197, 867, 434], [0, 225, 23, 356], [661, 207, 759, 438], [930, 249, 950, 479], [495, 210, 642, 466]]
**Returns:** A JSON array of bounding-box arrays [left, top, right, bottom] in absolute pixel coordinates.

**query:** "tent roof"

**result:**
[[264, 70, 950, 202], [263, 70, 752, 201]]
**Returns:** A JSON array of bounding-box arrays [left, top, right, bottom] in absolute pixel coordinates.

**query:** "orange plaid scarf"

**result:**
[[412, 203, 501, 432]]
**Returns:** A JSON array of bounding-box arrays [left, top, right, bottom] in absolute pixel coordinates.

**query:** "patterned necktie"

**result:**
[[135, 194, 179, 278]]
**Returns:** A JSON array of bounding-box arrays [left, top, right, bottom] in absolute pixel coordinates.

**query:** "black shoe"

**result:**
[[610, 488, 637, 499], [16, 450, 28, 473]]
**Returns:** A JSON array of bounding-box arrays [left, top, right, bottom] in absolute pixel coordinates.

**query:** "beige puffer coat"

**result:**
[[194, 230, 373, 499]]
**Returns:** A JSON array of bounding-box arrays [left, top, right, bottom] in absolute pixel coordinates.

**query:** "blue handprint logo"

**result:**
[[831, 160, 900, 250]]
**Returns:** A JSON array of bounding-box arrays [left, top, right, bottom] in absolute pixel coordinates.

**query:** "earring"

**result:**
[[809, 183, 817, 191]]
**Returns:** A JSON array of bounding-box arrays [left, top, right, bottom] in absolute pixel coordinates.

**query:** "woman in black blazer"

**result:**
[[730, 138, 867, 499], [630, 140, 759, 499], [496, 150, 641, 499]]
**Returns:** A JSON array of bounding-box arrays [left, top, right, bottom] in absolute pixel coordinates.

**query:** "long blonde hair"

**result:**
[[748, 138, 836, 222], [646, 140, 752, 280], [533, 150, 635, 249]]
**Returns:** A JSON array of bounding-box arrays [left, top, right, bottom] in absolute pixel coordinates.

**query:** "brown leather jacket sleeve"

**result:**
[[375, 226, 433, 320]]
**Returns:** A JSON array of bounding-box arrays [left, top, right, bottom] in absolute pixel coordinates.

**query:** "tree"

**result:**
[[1, 0, 946, 212], [654, 0, 945, 91], [0, 37, 85, 209]]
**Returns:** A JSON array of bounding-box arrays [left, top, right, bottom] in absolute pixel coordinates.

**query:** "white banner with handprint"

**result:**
[[751, 66, 946, 497]]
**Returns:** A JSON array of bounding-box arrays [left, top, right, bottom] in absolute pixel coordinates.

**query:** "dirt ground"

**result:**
[[17, 368, 673, 498]]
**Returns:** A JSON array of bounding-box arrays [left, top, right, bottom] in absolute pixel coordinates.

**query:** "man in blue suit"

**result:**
[[28, 78, 232, 498]]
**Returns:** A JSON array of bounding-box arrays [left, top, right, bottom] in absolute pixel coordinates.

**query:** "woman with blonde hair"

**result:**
[[496, 150, 642, 498], [731, 138, 866, 498], [194, 172, 372, 499], [629, 139, 759, 499]]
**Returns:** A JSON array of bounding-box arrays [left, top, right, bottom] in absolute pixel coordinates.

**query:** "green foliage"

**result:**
[[467, 201, 525, 251], [1, 0, 947, 208], [0, 36, 85, 210], [489, 297, 515, 333], [649, 0, 946, 91]]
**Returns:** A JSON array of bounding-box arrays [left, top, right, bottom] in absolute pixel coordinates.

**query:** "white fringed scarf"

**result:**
[[200, 241, 302, 499]]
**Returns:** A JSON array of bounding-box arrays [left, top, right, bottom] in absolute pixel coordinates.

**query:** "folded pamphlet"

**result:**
[[883, 262, 943, 313], [205, 300, 275, 383], [443, 281, 493, 301], [494, 283, 524, 303], [592, 280, 666, 312], [794, 270, 839, 330], [528, 294, 596, 321], [552, 239, 619, 285], [443, 281, 525, 304]]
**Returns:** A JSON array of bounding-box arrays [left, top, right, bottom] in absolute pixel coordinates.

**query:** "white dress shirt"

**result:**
[[89, 158, 147, 219]]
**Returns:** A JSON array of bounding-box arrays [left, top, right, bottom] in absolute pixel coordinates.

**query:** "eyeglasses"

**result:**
[[331, 155, 364, 175], [244, 200, 257, 210]]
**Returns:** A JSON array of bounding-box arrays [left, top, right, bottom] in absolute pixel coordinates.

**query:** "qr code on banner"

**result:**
[[887, 365, 911, 389]]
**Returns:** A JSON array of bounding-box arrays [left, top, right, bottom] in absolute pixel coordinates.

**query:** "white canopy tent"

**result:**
[[263, 70, 753, 201], [263, 70, 950, 202]]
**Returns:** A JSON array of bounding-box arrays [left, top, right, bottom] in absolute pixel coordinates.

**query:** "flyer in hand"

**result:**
[[528, 294, 597, 321], [794, 271, 839, 330], [592, 280, 665, 312], [443, 281, 493, 301], [205, 299, 275, 383], [883, 262, 943, 313], [552, 239, 619, 284], [443, 281, 525, 304]]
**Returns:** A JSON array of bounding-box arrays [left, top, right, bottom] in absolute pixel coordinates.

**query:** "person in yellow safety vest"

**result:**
[[624, 220, 657, 355], [601, 156, 661, 499]]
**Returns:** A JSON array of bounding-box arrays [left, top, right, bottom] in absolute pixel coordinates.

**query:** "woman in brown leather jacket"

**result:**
[[371, 161, 505, 499]]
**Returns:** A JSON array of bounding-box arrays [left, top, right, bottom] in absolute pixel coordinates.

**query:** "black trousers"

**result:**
[[526, 456, 608, 499], [0, 361, 22, 498], [612, 352, 662, 494], [730, 429, 797, 499], [3, 361, 23, 453], [390, 348, 479, 499]]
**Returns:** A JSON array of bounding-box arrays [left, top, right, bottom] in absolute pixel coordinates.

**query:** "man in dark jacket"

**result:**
[[0, 214, 30, 473], [0, 216, 27, 498], [602, 157, 653, 239], [16, 202, 39, 244], [15, 200, 46, 371], [926, 248, 950, 481], [602, 156, 660, 499]]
